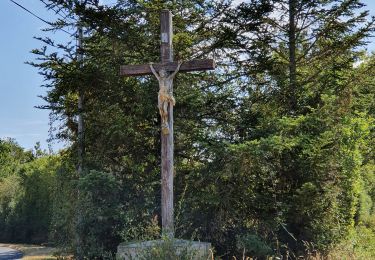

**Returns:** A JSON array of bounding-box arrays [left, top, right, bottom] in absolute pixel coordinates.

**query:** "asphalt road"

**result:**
[[0, 247, 23, 260]]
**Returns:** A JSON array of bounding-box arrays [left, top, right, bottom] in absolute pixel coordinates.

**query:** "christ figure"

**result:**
[[149, 61, 182, 135]]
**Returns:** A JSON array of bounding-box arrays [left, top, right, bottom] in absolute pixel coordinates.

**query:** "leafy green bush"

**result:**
[[236, 234, 273, 258], [0, 139, 59, 243], [75, 170, 122, 258]]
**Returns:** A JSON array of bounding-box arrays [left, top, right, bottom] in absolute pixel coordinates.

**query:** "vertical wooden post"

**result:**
[[160, 9, 174, 238]]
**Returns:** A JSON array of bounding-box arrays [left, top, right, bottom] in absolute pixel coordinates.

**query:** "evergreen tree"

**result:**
[[210, 0, 375, 255]]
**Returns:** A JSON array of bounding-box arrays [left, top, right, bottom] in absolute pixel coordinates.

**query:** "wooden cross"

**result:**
[[120, 9, 215, 238]]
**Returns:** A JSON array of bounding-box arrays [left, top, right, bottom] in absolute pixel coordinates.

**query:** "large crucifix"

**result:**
[[120, 10, 215, 238]]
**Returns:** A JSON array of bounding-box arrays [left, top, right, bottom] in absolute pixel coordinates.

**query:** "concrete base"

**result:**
[[116, 239, 211, 260]]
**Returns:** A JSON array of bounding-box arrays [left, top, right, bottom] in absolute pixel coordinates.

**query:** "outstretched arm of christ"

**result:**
[[167, 61, 183, 80], [149, 63, 160, 81]]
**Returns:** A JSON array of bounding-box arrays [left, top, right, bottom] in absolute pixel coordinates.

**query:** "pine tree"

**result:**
[[210, 0, 375, 255]]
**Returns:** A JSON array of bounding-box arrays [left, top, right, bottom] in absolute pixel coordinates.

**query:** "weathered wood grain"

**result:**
[[160, 9, 174, 238]]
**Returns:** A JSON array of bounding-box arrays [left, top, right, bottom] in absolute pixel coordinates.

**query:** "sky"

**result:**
[[0, 0, 374, 152]]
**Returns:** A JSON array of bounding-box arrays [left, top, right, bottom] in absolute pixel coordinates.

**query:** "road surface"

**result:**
[[0, 247, 22, 260]]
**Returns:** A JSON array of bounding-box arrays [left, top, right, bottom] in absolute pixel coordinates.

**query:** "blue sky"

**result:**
[[0, 0, 374, 152]]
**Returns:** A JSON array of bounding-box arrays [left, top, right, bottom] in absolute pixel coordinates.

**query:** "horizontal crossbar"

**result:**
[[120, 59, 215, 77]]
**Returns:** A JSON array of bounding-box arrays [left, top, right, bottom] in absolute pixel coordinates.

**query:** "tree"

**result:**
[[210, 0, 375, 255], [29, 0, 375, 258], [0, 139, 59, 243], [31, 0, 246, 257]]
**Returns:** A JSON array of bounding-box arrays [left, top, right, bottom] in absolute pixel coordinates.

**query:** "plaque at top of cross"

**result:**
[[120, 9, 215, 238]]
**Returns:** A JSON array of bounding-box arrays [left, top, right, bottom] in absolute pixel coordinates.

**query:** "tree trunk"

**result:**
[[288, 0, 297, 112]]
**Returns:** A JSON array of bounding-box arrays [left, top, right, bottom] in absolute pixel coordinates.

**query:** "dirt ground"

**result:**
[[0, 243, 72, 259]]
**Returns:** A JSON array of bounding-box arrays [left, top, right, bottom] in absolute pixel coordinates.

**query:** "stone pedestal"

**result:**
[[116, 239, 211, 260]]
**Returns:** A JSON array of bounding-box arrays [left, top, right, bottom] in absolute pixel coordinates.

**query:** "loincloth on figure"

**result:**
[[158, 90, 175, 107], [158, 89, 175, 135]]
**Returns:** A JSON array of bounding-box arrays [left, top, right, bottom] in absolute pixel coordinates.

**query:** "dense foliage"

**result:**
[[0, 139, 58, 243], [1, 0, 374, 259]]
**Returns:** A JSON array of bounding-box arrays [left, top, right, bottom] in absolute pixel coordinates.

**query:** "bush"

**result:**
[[236, 233, 273, 258]]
